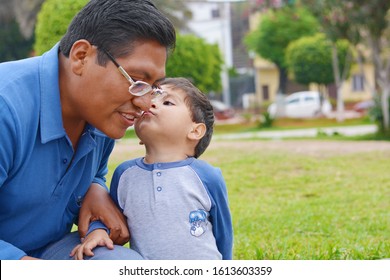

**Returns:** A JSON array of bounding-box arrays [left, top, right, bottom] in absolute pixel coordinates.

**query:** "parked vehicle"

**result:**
[[209, 100, 235, 120], [353, 99, 375, 113], [267, 91, 332, 118]]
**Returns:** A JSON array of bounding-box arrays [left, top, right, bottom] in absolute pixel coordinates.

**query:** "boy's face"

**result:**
[[134, 85, 194, 145]]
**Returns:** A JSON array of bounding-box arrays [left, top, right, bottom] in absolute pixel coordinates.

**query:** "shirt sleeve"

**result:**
[[109, 159, 137, 210], [86, 220, 110, 236], [91, 138, 115, 192], [191, 160, 233, 260], [0, 98, 26, 259], [207, 169, 233, 260], [0, 240, 27, 260], [0, 96, 16, 188]]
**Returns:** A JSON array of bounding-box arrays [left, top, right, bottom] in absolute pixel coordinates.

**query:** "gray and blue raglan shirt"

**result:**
[[110, 157, 233, 260]]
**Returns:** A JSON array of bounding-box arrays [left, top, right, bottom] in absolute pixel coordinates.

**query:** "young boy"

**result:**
[[71, 78, 233, 260]]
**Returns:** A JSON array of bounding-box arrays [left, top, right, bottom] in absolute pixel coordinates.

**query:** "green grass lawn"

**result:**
[[200, 143, 390, 260], [107, 118, 389, 260]]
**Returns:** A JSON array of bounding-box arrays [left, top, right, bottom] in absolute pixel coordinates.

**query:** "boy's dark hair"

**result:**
[[59, 0, 176, 65], [160, 77, 214, 158]]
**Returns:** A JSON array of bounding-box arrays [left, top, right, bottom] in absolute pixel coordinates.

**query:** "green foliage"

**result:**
[[166, 34, 223, 93], [369, 95, 390, 137], [245, 6, 319, 68], [258, 112, 274, 128], [34, 0, 88, 55], [285, 33, 351, 85], [0, 20, 34, 62]]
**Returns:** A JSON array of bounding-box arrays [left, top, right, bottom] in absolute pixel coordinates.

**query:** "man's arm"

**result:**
[[77, 183, 129, 245]]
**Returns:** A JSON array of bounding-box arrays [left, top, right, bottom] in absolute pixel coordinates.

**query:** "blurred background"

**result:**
[[1, 0, 390, 136]]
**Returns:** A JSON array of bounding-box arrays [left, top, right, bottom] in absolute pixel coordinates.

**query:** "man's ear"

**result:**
[[69, 39, 94, 76], [188, 123, 206, 141]]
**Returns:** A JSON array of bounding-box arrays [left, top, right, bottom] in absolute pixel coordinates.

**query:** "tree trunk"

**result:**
[[331, 44, 344, 122], [277, 66, 288, 94], [370, 36, 390, 132], [381, 88, 390, 132]]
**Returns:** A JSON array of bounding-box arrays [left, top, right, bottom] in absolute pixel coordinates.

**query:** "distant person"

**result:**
[[0, 0, 175, 260], [71, 78, 233, 260]]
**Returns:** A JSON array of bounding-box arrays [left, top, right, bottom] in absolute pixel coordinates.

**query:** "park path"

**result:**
[[113, 134, 390, 159]]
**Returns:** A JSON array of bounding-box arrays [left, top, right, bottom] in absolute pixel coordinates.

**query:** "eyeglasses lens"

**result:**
[[129, 82, 152, 96]]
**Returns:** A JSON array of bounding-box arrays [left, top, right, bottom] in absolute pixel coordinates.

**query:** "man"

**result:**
[[0, 0, 176, 260]]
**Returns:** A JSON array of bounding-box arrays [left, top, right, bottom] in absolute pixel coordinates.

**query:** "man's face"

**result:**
[[72, 40, 167, 139]]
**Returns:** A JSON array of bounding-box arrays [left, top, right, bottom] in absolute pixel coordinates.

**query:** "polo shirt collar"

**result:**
[[39, 43, 100, 144], [39, 43, 66, 144]]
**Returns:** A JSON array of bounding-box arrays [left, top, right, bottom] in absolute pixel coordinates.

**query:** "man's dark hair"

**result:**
[[160, 77, 214, 158], [59, 0, 176, 65]]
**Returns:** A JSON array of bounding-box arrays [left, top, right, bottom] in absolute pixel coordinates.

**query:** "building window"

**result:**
[[352, 74, 364, 92], [211, 8, 220, 18], [262, 85, 269, 100]]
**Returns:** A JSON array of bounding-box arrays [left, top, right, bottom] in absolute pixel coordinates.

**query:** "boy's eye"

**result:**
[[163, 100, 175, 106]]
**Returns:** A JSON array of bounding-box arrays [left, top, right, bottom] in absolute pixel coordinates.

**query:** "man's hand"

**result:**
[[78, 183, 129, 245]]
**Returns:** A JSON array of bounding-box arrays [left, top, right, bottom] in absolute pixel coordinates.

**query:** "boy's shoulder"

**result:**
[[190, 158, 219, 172], [114, 158, 142, 175], [190, 158, 224, 182]]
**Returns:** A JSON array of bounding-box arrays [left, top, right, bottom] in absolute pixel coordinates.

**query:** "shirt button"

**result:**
[[157, 186, 162, 192], [157, 172, 161, 176], [63, 159, 68, 164]]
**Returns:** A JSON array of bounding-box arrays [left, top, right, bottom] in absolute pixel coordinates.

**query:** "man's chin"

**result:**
[[104, 129, 127, 140]]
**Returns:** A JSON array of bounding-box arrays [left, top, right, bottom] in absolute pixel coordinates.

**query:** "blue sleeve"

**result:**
[[86, 221, 110, 236], [208, 170, 233, 260], [109, 159, 138, 210], [192, 160, 233, 260], [91, 138, 115, 192], [0, 240, 27, 260], [0, 97, 26, 260], [0, 96, 16, 189]]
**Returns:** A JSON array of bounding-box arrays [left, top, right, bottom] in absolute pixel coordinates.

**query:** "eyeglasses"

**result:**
[[101, 48, 163, 97]]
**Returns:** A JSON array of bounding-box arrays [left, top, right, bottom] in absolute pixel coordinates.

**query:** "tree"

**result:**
[[166, 34, 223, 94], [302, 0, 390, 130], [245, 5, 319, 94], [0, 0, 44, 39], [0, 19, 34, 62], [286, 33, 351, 93], [34, 0, 88, 55]]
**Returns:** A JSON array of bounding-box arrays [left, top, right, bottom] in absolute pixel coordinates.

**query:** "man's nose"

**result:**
[[133, 94, 152, 111]]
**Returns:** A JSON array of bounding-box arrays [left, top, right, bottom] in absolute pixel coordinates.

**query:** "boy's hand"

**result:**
[[70, 229, 113, 260]]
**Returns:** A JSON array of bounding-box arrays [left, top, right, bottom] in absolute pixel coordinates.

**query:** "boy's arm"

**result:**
[[192, 161, 234, 259], [207, 170, 234, 260]]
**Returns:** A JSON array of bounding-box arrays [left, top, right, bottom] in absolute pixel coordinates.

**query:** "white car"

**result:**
[[267, 91, 332, 118]]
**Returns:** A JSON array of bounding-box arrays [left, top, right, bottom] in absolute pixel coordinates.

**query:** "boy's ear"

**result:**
[[188, 123, 206, 141]]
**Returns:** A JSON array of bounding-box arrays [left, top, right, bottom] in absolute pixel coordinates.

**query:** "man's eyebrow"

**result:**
[[125, 69, 165, 85], [155, 77, 166, 84]]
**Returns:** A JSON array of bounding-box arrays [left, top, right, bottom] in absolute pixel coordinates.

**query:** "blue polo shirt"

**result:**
[[0, 44, 115, 259]]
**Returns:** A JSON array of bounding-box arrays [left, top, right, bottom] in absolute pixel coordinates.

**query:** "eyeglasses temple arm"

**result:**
[[101, 47, 135, 84], [117, 66, 134, 83]]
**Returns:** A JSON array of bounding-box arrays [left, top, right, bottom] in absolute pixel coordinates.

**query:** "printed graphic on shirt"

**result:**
[[189, 209, 208, 237]]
